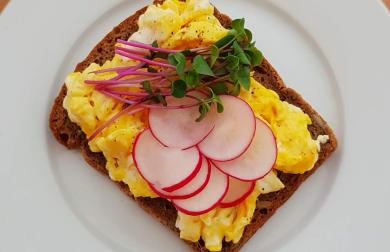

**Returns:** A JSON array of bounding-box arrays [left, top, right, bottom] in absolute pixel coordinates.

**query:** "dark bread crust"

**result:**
[[49, 4, 337, 252]]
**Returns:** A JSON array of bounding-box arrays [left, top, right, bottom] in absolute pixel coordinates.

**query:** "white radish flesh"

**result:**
[[213, 118, 277, 181], [173, 164, 229, 216], [149, 96, 216, 149], [220, 177, 255, 208], [132, 129, 202, 192], [149, 157, 211, 199], [198, 95, 256, 161]]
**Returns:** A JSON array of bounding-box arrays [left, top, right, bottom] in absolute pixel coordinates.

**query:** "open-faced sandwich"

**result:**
[[49, 0, 337, 251]]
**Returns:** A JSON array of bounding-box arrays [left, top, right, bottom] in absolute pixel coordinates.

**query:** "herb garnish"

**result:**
[[86, 19, 263, 121]]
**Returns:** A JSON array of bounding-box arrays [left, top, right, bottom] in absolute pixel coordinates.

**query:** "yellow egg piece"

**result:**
[[240, 79, 320, 174], [163, 21, 228, 49]]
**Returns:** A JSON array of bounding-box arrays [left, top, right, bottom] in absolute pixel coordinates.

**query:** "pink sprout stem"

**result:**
[[90, 62, 146, 75], [117, 39, 179, 54], [88, 105, 145, 141], [107, 90, 150, 97], [85, 76, 163, 85], [115, 71, 168, 77], [142, 102, 199, 109], [110, 63, 146, 80], [100, 90, 199, 109], [107, 89, 171, 97], [99, 90, 141, 104], [114, 46, 149, 56], [90, 66, 133, 74], [115, 49, 175, 69]]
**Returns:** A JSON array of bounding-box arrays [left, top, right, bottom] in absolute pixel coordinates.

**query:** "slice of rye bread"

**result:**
[[49, 3, 337, 252]]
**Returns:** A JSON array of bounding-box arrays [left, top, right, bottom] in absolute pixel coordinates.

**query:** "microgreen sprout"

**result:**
[[85, 19, 263, 138]]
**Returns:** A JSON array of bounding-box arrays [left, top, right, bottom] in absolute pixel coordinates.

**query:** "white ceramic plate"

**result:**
[[1, 0, 390, 251]]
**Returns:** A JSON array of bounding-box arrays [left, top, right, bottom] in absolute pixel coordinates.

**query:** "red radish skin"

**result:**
[[198, 95, 256, 161], [213, 118, 277, 181], [173, 164, 229, 216], [148, 157, 211, 200], [219, 177, 256, 208], [149, 96, 217, 150], [132, 129, 202, 192]]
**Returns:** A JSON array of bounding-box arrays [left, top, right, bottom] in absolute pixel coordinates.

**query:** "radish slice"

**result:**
[[173, 164, 229, 216], [149, 157, 211, 199], [219, 177, 256, 208], [132, 129, 202, 192], [149, 96, 217, 149], [213, 118, 277, 181], [198, 95, 256, 161]]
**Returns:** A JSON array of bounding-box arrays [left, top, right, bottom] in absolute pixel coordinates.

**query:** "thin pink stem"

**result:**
[[100, 90, 199, 109], [107, 89, 171, 97], [85, 76, 162, 85], [88, 105, 145, 141], [97, 83, 143, 89], [91, 62, 145, 75], [110, 63, 145, 80], [141, 102, 198, 109], [117, 39, 179, 54], [115, 49, 175, 69], [108, 90, 150, 97], [99, 90, 140, 104], [114, 46, 149, 56], [116, 71, 168, 77], [90, 66, 133, 74]]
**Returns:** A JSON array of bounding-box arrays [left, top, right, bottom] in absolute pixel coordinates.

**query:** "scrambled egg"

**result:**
[[64, 56, 157, 198], [176, 171, 284, 251], [63, 0, 327, 250], [130, 0, 226, 49], [240, 79, 326, 174]]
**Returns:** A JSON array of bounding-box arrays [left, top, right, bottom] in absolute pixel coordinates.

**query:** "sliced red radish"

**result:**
[[173, 164, 229, 216], [213, 118, 277, 181], [132, 129, 202, 192], [219, 177, 256, 208], [198, 95, 256, 161], [149, 157, 211, 199], [149, 96, 217, 149]]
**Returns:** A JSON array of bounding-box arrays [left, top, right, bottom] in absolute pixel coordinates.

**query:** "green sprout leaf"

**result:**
[[231, 19, 246, 41], [147, 67, 158, 73], [181, 49, 193, 57], [141, 81, 153, 96], [186, 69, 200, 87], [171, 80, 187, 98], [244, 28, 252, 42], [196, 102, 210, 122], [193, 55, 214, 76], [229, 69, 239, 84], [216, 102, 224, 113], [246, 47, 263, 66], [226, 55, 240, 71], [168, 53, 177, 65], [215, 34, 235, 48], [168, 52, 186, 79], [232, 19, 245, 35], [210, 82, 228, 95], [155, 90, 167, 106], [209, 45, 219, 67], [208, 88, 224, 113], [151, 40, 159, 48], [233, 41, 251, 65], [214, 95, 224, 113], [237, 66, 250, 90], [230, 83, 241, 96]]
